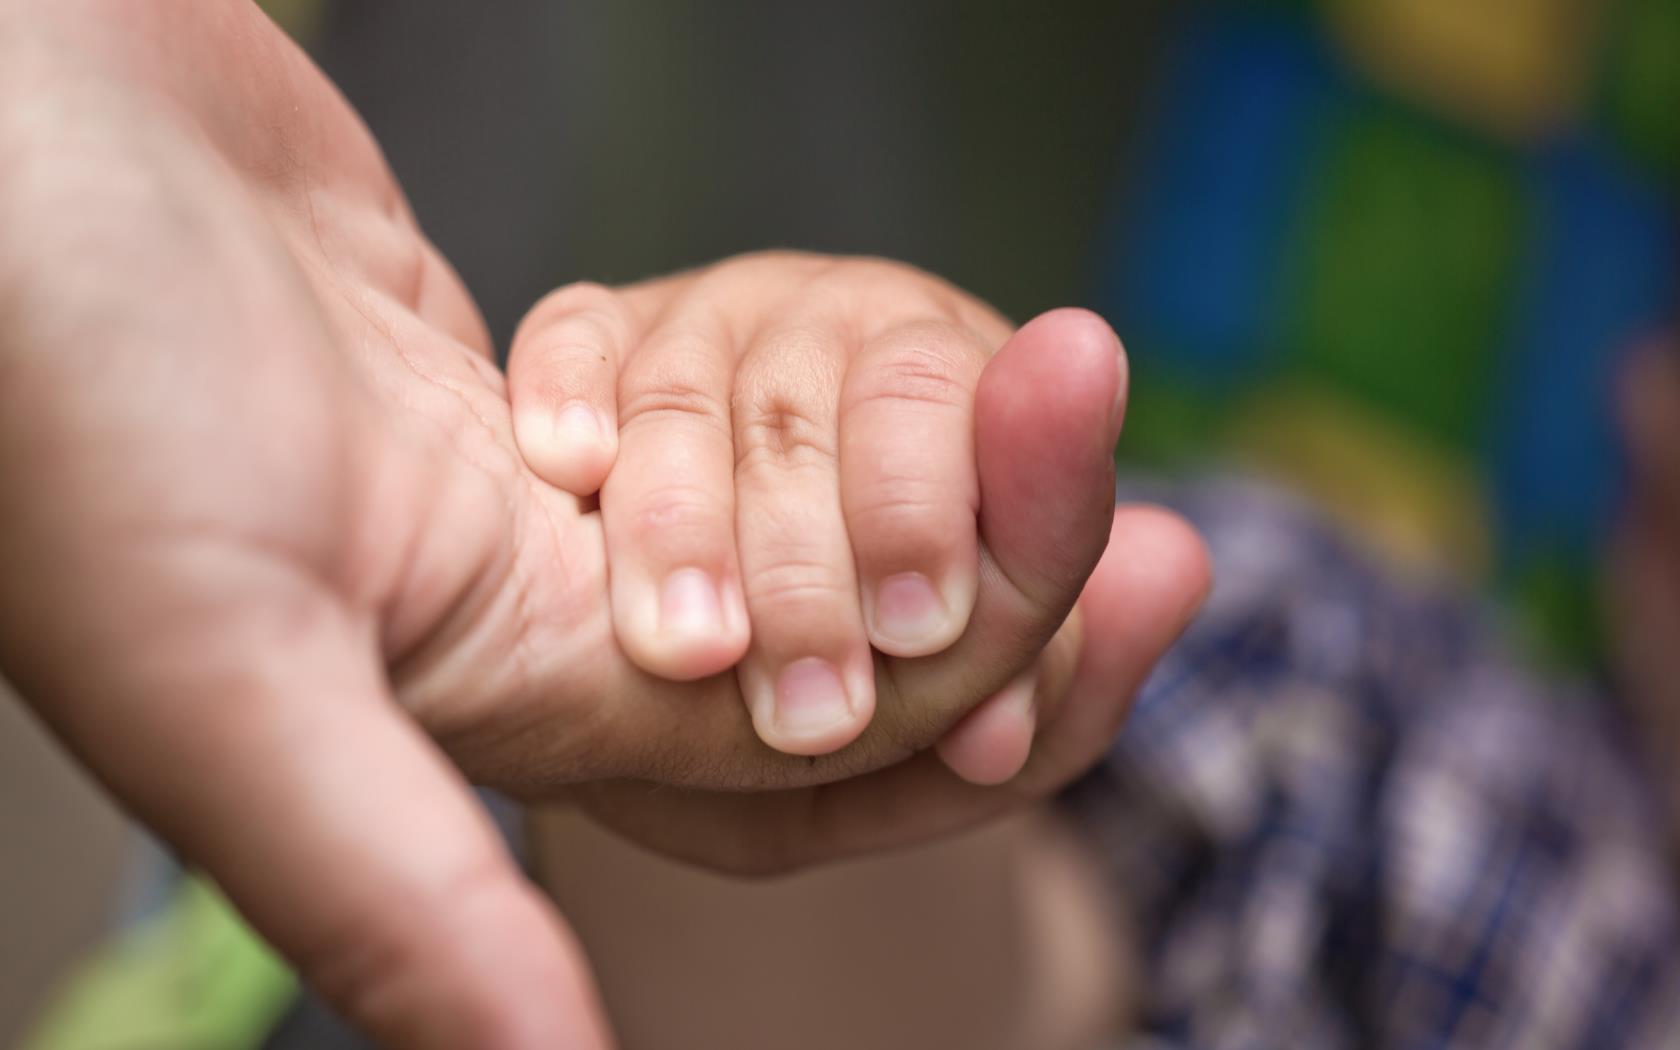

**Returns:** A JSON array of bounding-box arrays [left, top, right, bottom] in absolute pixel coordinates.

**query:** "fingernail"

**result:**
[[553, 401, 606, 447], [772, 658, 854, 737], [870, 572, 950, 651], [1109, 339, 1129, 445], [995, 666, 1038, 718], [659, 568, 723, 638]]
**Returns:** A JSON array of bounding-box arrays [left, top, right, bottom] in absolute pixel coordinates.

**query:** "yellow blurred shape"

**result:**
[[1324, 0, 1601, 140], [1228, 383, 1492, 580]]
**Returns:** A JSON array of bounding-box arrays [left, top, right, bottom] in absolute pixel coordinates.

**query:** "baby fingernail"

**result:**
[[553, 401, 607, 446], [772, 658, 854, 737], [660, 568, 723, 638], [870, 572, 950, 651]]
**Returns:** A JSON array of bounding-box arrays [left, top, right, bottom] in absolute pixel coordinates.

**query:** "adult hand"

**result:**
[[0, 2, 1208, 1046]]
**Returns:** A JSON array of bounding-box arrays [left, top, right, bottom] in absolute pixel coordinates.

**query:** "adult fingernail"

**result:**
[[869, 572, 952, 653], [772, 658, 854, 738], [1108, 341, 1129, 445], [659, 568, 723, 638]]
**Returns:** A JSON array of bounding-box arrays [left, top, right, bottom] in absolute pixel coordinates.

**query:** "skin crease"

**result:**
[[0, 2, 1211, 1048]]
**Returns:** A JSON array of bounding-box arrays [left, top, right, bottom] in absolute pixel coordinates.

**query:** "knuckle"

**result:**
[[735, 397, 835, 472], [852, 323, 980, 411], [744, 554, 851, 612], [618, 365, 730, 434], [621, 383, 727, 428], [733, 325, 841, 471]]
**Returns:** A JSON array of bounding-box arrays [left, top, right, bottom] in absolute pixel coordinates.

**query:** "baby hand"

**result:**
[[506, 253, 1123, 774]]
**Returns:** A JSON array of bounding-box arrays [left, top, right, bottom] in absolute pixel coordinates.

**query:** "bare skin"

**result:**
[[0, 2, 1210, 1047], [533, 806, 1134, 1050]]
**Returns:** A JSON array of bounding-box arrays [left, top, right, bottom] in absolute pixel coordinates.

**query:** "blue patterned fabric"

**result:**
[[1068, 480, 1680, 1049]]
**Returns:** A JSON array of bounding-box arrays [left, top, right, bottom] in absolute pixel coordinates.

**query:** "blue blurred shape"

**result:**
[[1102, 15, 1334, 381], [1494, 140, 1676, 561]]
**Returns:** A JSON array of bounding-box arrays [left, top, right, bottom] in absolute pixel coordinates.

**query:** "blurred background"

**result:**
[[4, 0, 1676, 1044]]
